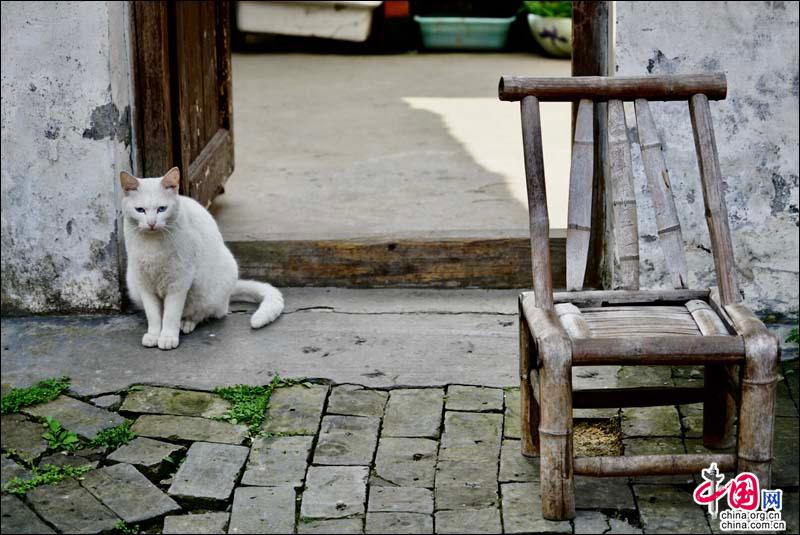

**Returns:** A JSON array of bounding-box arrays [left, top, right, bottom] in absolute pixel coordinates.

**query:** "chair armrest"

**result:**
[[724, 304, 771, 337], [520, 292, 572, 368]]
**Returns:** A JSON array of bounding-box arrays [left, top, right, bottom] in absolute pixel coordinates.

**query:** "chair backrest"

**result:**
[[499, 74, 740, 311]]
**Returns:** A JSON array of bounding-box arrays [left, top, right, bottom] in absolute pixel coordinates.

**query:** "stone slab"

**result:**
[[621, 406, 682, 438], [776, 381, 798, 417], [0, 493, 56, 534], [372, 437, 438, 488], [368, 486, 433, 514], [1, 454, 31, 486], [366, 512, 432, 534], [39, 453, 98, 470], [633, 485, 711, 534], [298, 518, 364, 534], [313, 415, 380, 465], [26, 479, 120, 534], [81, 462, 180, 523], [381, 388, 444, 438], [499, 440, 539, 483], [773, 416, 800, 488], [678, 403, 704, 439], [608, 517, 645, 534], [168, 442, 249, 504], [241, 435, 313, 487], [262, 384, 328, 436], [782, 492, 798, 535], [90, 394, 121, 411], [445, 385, 503, 412], [618, 365, 673, 388], [327, 385, 388, 417], [438, 411, 502, 462], [300, 465, 368, 519], [574, 476, 635, 510], [623, 437, 697, 485], [434, 508, 502, 534], [23, 395, 125, 440], [500, 483, 572, 534], [228, 486, 296, 534], [574, 511, 643, 534], [503, 388, 521, 439], [434, 461, 498, 510], [121, 386, 230, 418], [107, 437, 185, 476], [131, 415, 248, 444], [1, 414, 48, 461], [2, 291, 523, 395], [163, 512, 229, 534]]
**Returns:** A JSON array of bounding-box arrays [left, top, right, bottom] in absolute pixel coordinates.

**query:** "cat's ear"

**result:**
[[161, 167, 180, 193], [120, 171, 139, 195]]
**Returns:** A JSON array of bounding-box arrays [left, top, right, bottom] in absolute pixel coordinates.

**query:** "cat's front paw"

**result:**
[[142, 332, 159, 347], [157, 332, 180, 350]]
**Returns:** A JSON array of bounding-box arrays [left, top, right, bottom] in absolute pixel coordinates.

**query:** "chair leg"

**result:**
[[737, 331, 779, 489], [703, 364, 736, 449], [519, 308, 540, 457], [538, 335, 575, 520]]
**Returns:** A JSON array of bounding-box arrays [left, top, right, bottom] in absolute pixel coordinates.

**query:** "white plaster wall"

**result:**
[[1, 1, 133, 313], [615, 1, 799, 318]]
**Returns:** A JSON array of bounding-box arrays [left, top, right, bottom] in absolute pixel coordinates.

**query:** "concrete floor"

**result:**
[[210, 53, 571, 241]]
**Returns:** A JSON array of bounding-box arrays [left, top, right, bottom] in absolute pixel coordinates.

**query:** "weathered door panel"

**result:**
[[133, 0, 233, 206]]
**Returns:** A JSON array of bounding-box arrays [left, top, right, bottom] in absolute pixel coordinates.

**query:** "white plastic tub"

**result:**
[[236, 1, 382, 42]]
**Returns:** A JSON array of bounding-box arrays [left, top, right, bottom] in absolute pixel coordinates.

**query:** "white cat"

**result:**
[[120, 167, 283, 350]]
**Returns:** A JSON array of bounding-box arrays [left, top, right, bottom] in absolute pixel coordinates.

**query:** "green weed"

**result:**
[[114, 521, 139, 534], [214, 376, 288, 435], [1, 464, 93, 495], [41, 417, 80, 452], [88, 420, 136, 449], [1, 376, 70, 413], [787, 327, 799, 345]]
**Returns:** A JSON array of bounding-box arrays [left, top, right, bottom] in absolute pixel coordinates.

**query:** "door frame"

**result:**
[[129, 0, 234, 205]]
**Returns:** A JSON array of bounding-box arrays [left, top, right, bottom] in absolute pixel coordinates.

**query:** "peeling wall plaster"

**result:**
[[1, 1, 133, 313], [615, 1, 799, 320]]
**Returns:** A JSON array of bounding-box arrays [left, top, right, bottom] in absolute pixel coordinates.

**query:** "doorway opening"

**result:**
[[131, 1, 610, 289]]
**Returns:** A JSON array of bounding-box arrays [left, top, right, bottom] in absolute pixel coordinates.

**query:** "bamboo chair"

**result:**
[[499, 74, 780, 521]]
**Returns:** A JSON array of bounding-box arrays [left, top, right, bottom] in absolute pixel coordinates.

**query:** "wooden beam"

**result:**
[[566, 100, 594, 290], [574, 454, 736, 477], [636, 99, 689, 289], [726, 304, 780, 488], [552, 288, 709, 307], [571, 335, 745, 366], [573, 386, 705, 408], [689, 94, 740, 305], [520, 96, 554, 310], [571, 0, 610, 291], [231, 233, 566, 289], [519, 296, 540, 457], [607, 99, 640, 290], [499, 74, 728, 102]]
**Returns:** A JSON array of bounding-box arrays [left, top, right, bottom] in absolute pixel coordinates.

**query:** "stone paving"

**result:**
[[1, 360, 798, 534]]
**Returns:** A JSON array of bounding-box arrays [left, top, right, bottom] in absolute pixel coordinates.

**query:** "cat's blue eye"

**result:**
[[157, 206, 167, 213], [135, 207, 145, 214]]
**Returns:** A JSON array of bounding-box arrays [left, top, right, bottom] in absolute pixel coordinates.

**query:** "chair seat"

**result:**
[[568, 305, 704, 338]]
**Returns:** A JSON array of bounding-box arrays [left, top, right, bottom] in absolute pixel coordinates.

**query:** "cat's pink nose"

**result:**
[[148, 223, 156, 229]]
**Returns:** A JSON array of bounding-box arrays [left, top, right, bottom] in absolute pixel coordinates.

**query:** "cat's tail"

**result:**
[[231, 280, 284, 328]]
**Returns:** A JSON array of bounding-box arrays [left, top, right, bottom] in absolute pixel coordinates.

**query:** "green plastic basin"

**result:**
[[415, 16, 516, 51]]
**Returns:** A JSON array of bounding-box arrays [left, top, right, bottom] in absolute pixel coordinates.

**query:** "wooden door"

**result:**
[[132, 0, 234, 206]]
